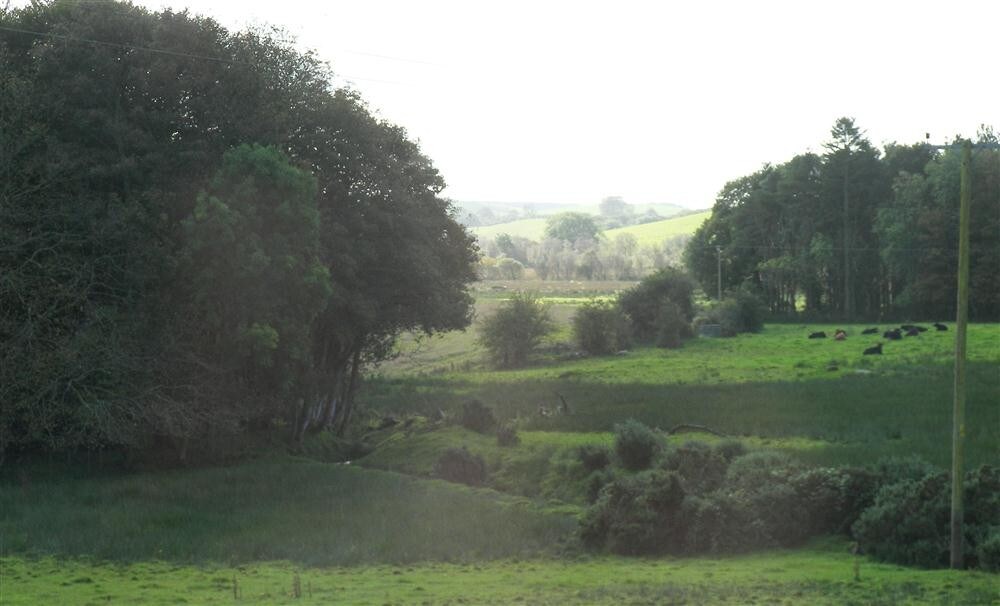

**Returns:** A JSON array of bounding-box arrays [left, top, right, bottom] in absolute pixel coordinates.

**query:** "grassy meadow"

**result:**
[[3, 282, 998, 604], [604, 210, 712, 245]]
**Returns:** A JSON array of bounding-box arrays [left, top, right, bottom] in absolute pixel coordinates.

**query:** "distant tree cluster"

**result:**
[[480, 230, 690, 281], [0, 1, 477, 463], [684, 118, 1000, 320]]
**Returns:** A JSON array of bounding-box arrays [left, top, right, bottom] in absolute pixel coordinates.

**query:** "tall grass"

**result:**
[[0, 456, 574, 566]]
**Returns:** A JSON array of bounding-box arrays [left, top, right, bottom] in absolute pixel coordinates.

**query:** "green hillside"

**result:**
[[471, 217, 548, 242], [605, 210, 711, 246]]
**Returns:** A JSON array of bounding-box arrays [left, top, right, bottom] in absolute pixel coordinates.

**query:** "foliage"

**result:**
[[544, 212, 601, 244], [496, 424, 520, 447], [0, 1, 478, 461], [459, 399, 497, 434], [572, 300, 632, 355], [580, 469, 686, 554], [654, 300, 690, 348], [852, 465, 1000, 569], [661, 441, 728, 494], [434, 447, 488, 486], [478, 292, 555, 367], [577, 444, 612, 472], [684, 118, 999, 321], [714, 289, 766, 335], [613, 419, 660, 471], [617, 267, 695, 342]]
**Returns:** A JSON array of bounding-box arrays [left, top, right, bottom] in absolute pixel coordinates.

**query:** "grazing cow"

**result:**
[[900, 324, 915, 331], [863, 343, 883, 355], [884, 329, 902, 340], [808, 331, 827, 339], [861, 327, 879, 335], [934, 322, 948, 331], [905, 327, 920, 337], [834, 329, 847, 341], [915, 326, 928, 332]]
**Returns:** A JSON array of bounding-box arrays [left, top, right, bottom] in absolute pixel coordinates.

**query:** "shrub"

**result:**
[[661, 441, 729, 495], [617, 267, 695, 342], [976, 528, 1000, 572], [654, 301, 690, 349], [577, 444, 611, 472], [460, 399, 496, 434], [572, 300, 631, 355], [580, 469, 686, 555], [477, 292, 554, 367], [434, 447, 487, 486], [713, 439, 747, 462], [585, 468, 616, 504], [852, 465, 1000, 569], [496, 424, 520, 447], [613, 419, 660, 471], [716, 289, 765, 335]]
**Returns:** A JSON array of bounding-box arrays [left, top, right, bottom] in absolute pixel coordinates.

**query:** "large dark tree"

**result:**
[[0, 0, 477, 462]]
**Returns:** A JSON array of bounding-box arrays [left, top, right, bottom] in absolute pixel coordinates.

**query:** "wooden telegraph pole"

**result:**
[[949, 140, 972, 569]]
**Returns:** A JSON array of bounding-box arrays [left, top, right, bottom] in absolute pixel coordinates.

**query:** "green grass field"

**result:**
[[470, 218, 548, 242], [3, 287, 998, 604], [605, 210, 712, 246]]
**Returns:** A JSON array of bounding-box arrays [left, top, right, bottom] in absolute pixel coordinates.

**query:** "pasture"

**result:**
[[3, 285, 998, 604], [604, 209, 712, 245]]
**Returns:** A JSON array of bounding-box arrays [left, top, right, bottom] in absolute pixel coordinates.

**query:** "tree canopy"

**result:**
[[683, 119, 999, 321], [0, 0, 477, 463]]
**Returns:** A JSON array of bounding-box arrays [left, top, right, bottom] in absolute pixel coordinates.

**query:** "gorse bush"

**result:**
[[852, 465, 1000, 569], [572, 300, 631, 355], [661, 441, 728, 494], [580, 469, 686, 555], [613, 420, 660, 471], [434, 447, 487, 486], [495, 424, 520, 447], [460, 399, 497, 434], [478, 292, 554, 367], [577, 444, 612, 472]]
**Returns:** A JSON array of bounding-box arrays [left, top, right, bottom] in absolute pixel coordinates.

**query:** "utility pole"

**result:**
[[925, 136, 1000, 569], [950, 139, 972, 569], [716, 246, 722, 300]]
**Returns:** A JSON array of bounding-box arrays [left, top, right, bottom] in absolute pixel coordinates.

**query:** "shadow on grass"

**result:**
[[0, 456, 575, 566], [362, 361, 1000, 469]]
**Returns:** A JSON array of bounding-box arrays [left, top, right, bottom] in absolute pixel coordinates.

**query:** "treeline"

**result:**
[[0, 1, 477, 463], [684, 118, 1000, 321], [480, 211, 691, 281]]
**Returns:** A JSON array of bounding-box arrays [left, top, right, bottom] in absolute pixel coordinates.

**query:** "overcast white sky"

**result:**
[[54, 1, 1000, 207]]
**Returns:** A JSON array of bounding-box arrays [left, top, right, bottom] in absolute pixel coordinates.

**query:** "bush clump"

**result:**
[[613, 419, 660, 471], [661, 441, 728, 494], [459, 399, 497, 434], [577, 444, 612, 472], [617, 268, 695, 343], [572, 300, 631, 355], [654, 301, 690, 348], [477, 292, 554, 367], [580, 469, 686, 555], [434, 447, 487, 486], [496, 424, 520, 447], [852, 464, 1000, 569]]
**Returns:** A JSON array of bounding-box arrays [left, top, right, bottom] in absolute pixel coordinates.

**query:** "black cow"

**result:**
[[808, 331, 827, 339], [861, 327, 879, 335], [900, 324, 915, 331], [863, 343, 883, 355], [934, 322, 948, 331], [884, 329, 902, 340], [905, 327, 920, 337]]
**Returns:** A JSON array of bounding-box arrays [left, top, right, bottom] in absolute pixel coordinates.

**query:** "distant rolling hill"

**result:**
[[470, 210, 711, 246], [470, 218, 548, 242], [603, 210, 711, 246]]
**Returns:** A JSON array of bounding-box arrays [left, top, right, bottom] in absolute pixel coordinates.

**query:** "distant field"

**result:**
[[605, 210, 711, 246], [469, 209, 708, 246], [470, 217, 548, 242]]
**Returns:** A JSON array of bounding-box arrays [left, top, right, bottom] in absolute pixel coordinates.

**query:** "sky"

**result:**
[[30, 0, 1000, 208]]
